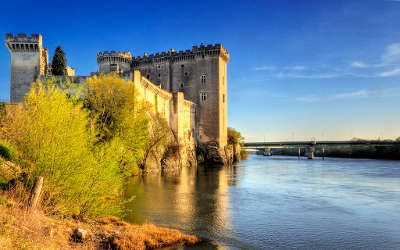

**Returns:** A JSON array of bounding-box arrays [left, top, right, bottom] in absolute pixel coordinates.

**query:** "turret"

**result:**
[[5, 33, 49, 103], [97, 51, 132, 73]]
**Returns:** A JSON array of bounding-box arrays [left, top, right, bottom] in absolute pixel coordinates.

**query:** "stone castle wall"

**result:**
[[129, 44, 229, 148], [5, 34, 46, 103], [131, 70, 196, 146]]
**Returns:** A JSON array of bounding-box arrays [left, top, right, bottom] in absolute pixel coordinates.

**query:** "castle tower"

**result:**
[[97, 51, 132, 74], [5, 33, 48, 103], [131, 44, 230, 148]]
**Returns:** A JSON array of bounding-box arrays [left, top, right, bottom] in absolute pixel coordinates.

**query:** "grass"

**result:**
[[0, 191, 200, 249]]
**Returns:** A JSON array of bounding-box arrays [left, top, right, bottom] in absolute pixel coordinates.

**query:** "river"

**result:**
[[125, 155, 400, 249]]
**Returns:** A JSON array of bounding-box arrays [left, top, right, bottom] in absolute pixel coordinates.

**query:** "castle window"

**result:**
[[181, 65, 184, 68], [223, 94, 225, 103], [200, 92, 207, 102], [201, 74, 206, 85], [147, 74, 150, 79], [158, 73, 161, 77]]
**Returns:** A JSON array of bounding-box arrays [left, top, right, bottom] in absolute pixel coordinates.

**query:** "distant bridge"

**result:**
[[243, 140, 400, 159]]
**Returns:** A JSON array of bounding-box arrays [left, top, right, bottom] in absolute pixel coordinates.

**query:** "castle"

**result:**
[[5, 33, 229, 153]]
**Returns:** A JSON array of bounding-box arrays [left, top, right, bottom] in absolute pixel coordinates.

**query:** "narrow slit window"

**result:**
[[200, 92, 207, 102], [201, 74, 206, 85]]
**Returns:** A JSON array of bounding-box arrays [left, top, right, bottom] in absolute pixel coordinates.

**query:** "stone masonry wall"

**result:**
[[131, 44, 230, 148]]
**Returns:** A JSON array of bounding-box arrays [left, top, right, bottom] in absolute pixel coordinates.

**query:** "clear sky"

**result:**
[[0, 0, 399, 141]]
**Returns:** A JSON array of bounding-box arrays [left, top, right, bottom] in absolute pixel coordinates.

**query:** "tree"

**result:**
[[83, 73, 151, 175], [228, 127, 244, 145], [141, 113, 172, 168], [1, 81, 124, 218], [51, 46, 67, 76], [396, 137, 400, 141]]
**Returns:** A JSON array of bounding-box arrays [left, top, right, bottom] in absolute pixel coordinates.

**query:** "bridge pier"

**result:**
[[305, 146, 315, 160], [263, 148, 272, 156]]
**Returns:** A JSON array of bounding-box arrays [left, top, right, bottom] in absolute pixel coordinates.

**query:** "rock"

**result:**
[[205, 142, 225, 165], [233, 143, 241, 163], [72, 228, 87, 242]]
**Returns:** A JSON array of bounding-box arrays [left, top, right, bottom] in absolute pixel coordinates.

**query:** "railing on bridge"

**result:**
[[243, 140, 400, 160]]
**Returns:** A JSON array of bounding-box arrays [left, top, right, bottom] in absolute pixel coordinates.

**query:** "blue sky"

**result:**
[[0, 0, 399, 141]]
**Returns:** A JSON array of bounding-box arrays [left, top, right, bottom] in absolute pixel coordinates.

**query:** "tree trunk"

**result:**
[[26, 176, 43, 213]]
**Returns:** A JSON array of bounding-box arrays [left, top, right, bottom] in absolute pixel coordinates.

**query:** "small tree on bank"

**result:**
[[51, 46, 67, 76], [227, 127, 244, 145]]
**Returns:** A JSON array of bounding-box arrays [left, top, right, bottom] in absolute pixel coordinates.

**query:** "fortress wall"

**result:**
[[9, 52, 41, 102], [131, 44, 229, 148], [132, 70, 196, 144], [196, 55, 220, 145], [218, 57, 228, 148]]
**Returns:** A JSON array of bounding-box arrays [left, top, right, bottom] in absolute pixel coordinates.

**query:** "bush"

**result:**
[[228, 127, 244, 145], [0, 143, 14, 161], [240, 149, 248, 160], [1, 82, 124, 218], [84, 74, 150, 175]]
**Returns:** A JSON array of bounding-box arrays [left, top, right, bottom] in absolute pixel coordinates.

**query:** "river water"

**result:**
[[125, 155, 400, 249]]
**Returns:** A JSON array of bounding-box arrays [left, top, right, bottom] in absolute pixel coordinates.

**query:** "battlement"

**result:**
[[5, 33, 43, 52], [132, 43, 229, 63], [97, 51, 132, 63]]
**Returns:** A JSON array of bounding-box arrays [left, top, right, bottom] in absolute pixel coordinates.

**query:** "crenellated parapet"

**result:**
[[97, 51, 132, 64], [131, 43, 229, 66], [5, 33, 43, 52], [97, 51, 132, 74]]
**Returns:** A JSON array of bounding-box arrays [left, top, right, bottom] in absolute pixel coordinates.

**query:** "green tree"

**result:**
[[84, 73, 150, 175], [396, 137, 400, 141], [1, 81, 124, 218], [228, 127, 244, 145], [51, 46, 67, 76], [141, 113, 172, 168]]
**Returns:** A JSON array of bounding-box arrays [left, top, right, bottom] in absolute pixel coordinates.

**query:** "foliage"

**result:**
[[141, 113, 172, 169], [83, 73, 150, 175], [240, 149, 248, 160], [0, 143, 15, 161], [227, 127, 244, 145], [397, 137, 400, 141], [1, 82, 124, 218], [51, 46, 67, 76]]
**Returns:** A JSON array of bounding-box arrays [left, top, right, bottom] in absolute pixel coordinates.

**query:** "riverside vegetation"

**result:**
[[0, 74, 202, 249], [227, 127, 248, 160]]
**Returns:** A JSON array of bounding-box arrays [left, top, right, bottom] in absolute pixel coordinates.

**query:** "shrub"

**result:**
[[84, 74, 150, 175], [1, 82, 124, 218], [0, 143, 14, 161], [240, 149, 248, 160], [228, 127, 244, 145]]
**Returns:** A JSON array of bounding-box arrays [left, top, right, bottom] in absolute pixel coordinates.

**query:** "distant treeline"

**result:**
[[270, 145, 400, 160]]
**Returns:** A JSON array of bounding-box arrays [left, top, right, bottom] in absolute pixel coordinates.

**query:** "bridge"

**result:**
[[243, 140, 400, 159]]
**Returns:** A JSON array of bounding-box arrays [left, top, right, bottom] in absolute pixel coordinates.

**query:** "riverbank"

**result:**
[[0, 193, 199, 249]]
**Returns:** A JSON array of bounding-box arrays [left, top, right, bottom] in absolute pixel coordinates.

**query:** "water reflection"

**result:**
[[125, 165, 238, 247], [124, 155, 400, 249]]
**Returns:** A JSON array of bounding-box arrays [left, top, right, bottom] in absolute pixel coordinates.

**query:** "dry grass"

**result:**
[[0, 191, 200, 250]]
